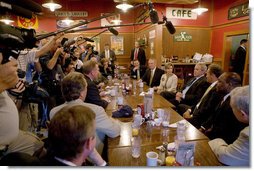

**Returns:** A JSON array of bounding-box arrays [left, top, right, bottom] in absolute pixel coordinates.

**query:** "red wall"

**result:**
[[210, 0, 249, 58]]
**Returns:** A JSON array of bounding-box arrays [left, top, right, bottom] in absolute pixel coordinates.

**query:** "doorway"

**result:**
[[223, 31, 249, 84]]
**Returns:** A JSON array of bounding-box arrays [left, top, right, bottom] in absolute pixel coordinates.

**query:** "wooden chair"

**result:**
[[177, 79, 184, 91]]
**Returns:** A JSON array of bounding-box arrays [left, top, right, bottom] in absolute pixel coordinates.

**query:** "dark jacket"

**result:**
[[100, 50, 116, 65], [130, 65, 146, 79], [142, 67, 164, 87], [202, 96, 248, 144], [84, 75, 108, 109], [130, 48, 146, 66], [188, 85, 224, 128]]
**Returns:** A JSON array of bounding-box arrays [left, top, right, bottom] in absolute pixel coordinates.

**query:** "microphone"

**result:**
[[63, 39, 76, 48], [108, 27, 118, 36], [0, 1, 33, 19], [83, 37, 94, 42], [148, 2, 159, 24], [165, 21, 176, 34]]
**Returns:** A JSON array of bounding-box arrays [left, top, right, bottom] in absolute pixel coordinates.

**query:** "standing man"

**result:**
[[100, 43, 116, 68], [141, 58, 164, 88], [232, 39, 248, 81], [130, 41, 146, 67]]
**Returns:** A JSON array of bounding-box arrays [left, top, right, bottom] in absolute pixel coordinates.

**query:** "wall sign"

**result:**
[[228, 2, 249, 20], [166, 7, 197, 20], [55, 11, 88, 17], [17, 14, 38, 29], [174, 32, 192, 42]]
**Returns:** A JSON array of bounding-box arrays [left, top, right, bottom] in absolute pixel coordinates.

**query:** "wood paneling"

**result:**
[[163, 27, 211, 60]]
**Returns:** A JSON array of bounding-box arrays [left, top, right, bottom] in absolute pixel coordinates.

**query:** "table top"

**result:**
[[108, 140, 222, 166]]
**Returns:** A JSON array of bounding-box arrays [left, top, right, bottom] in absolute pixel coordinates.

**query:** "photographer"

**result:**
[[0, 53, 44, 159], [82, 44, 100, 62]]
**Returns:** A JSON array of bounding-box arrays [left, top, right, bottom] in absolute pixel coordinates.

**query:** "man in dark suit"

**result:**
[[82, 60, 110, 109], [200, 72, 247, 144], [45, 105, 107, 166], [183, 63, 224, 128], [130, 41, 146, 66], [130, 59, 146, 80], [171, 63, 210, 112], [100, 43, 116, 68], [141, 58, 164, 87], [232, 39, 248, 82]]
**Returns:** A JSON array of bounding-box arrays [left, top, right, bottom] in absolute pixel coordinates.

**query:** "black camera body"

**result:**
[[0, 23, 37, 64]]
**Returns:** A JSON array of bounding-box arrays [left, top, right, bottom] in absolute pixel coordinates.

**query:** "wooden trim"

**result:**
[[211, 19, 249, 29]]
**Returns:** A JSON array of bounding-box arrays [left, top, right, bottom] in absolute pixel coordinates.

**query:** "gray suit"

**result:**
[[209, 126, 249, 166]]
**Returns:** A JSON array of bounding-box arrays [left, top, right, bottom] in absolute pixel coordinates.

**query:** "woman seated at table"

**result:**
[[99, 58, 113, 78], [154, 62, 178, 98]]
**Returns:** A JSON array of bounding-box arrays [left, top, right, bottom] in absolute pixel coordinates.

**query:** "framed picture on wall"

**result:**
[[111, 36, 124, 55]]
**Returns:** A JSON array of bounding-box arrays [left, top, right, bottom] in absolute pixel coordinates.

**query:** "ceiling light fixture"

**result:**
[[116, 3, 133, 12], [42, 1, 62, 12], [191, 0, 208, 15], [0, 15, 14, 25]]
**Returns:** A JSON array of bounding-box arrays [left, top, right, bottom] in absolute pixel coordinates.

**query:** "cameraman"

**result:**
[[82, 44, 100, 62], [0, 53, 44, 159]]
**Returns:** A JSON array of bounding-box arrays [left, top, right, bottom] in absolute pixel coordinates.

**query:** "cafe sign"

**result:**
[[174, 32, 192, 42], [166, 7, 197, 20]]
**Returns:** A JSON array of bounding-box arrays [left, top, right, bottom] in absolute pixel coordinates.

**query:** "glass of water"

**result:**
[[131, 136, 141, 158]]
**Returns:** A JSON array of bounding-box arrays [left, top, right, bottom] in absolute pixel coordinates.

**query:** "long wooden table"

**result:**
[[105, 83, 222, 166]]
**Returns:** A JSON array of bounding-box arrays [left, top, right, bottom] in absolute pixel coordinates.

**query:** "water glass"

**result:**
[[132, 136, 141, 158]]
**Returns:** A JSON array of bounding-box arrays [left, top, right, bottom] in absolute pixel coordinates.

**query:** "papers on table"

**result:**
[[169, 119, 188, 128]]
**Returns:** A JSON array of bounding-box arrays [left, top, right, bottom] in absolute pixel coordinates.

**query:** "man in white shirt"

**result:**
[[100, 43, 116, 67]]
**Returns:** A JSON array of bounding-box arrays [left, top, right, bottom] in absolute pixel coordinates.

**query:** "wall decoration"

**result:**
[[111, 36, 124, 55], [56, 19, 87, 29], [174, 32, 192, 42], [17, 14, 38, 29], [228, 2, 249, 20]]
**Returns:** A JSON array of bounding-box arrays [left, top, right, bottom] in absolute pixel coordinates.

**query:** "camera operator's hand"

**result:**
[[0, 53, 19, 93]]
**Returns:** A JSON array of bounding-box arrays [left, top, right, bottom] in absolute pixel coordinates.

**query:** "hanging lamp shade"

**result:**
[[191, 0, 208, 15], [42, 1, 62, 12]]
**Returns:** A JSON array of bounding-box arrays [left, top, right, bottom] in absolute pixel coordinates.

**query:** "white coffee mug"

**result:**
[[146, 151, 159, 166]]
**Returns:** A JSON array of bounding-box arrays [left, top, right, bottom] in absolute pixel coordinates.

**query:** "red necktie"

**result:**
[[134, 48, 138, 60]]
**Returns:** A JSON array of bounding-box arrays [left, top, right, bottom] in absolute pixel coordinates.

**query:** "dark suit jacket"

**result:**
[[130, 48, 146, 66], [99, 65, 113, 78], [100, 50, 116, 64], [202, 97, 247, 144], [232, 46, 246, 74], [188, 85, 224, 128], [130, 65, 146, 79], [84, 75, 108, 109], [142, 67, 164, 87], [181, 76, 210, 107]]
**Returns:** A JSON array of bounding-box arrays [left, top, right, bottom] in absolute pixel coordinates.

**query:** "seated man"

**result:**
[[167, 62, 209, 114], [200, 72, 247, 144], [47, 105, 106, 166], [141, 58, 164, 87], [82, 60, 110, 109], [50, 72, 121, 155], [183, 63, 224, 128], [209, 86, 249, 166], [130, 59, 146, 80]]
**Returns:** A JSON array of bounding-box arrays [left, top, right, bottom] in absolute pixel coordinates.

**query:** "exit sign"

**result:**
[[166, 7, 197, 20]]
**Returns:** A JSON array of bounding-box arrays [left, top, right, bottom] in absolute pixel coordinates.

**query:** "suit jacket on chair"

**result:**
[[188, 85, 224, 128], [84, 75, 108, 109], [181, 76, 210, 107], [142, 67, 164, 87], [130, 48, 146, 66]]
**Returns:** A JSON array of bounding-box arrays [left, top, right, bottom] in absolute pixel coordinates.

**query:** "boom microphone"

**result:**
[[148, 2, 159, 24], [0, 1, 34, 18], [108, 27, 118, 36], [83, 37, 94, 42], [165, 21, 176, 34]]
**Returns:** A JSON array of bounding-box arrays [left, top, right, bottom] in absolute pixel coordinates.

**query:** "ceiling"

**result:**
[[113, 0, 199, 4]]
